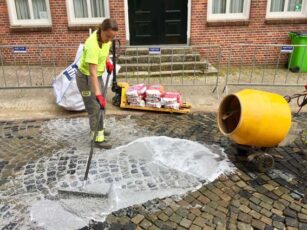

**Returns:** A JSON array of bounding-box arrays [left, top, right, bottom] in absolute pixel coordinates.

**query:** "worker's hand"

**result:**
[[106, 60, 114, 74], [305, 83, 307, 90], [96, 94, 106, 109]]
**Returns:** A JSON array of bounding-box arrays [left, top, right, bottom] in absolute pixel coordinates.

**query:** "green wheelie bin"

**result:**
[[288, 31, 307, 73]]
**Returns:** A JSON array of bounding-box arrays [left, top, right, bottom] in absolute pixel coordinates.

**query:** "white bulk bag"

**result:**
[[52, 44, 120, 111]]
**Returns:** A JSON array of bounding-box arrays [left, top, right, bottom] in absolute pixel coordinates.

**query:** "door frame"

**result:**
[[124, 0, 191, 45]]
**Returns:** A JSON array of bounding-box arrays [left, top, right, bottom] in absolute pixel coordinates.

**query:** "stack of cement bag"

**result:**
[[126, 83, 146, 107], [126, 83, 183, 110], [145, 84, 165, 108], [161, 92, 183, 110]]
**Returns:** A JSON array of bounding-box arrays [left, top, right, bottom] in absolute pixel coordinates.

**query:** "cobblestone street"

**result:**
[[0, 112, 306, 230]]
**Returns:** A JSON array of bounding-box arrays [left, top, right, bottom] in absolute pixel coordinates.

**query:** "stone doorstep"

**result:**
[[118, 70, 205, 78], [118, 53, 201, 64], [119, 61, 209, 72], [122, 47, 196, 56], [117, 66, 218, 78]]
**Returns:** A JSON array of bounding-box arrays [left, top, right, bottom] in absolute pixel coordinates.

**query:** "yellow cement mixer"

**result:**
[[217, 89, 292, 172]]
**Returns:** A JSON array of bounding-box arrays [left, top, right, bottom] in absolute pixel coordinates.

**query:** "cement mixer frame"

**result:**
[[219, 86, 306, 173], [245, 90, 305, 172], [233, 144, 275, 173], [218, 89, 295, 173]]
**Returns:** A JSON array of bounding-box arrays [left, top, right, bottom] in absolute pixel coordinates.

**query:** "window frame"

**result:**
[[66, 0, 110, 26], [266, 0, 307, 19], [207, 0, 251, 21], [6, 0, 52, 27]]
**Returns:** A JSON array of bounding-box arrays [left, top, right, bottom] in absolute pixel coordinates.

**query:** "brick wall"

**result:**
[[0, 0, 306, 65], [0, 0, 126, 45], [191, 0, 307, 64], [192, 0, 306, 45], [0, 0, 126, 65]]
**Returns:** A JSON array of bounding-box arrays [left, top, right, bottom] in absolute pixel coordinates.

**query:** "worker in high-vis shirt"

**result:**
[[76, 18, 118, 148]]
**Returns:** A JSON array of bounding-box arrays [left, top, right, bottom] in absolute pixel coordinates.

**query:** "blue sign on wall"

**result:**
[[149, 47, 161, 55], [281, 46, 293, 53], [12, 47, 27, 53]]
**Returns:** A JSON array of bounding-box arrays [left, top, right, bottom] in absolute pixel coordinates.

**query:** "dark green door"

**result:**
[[128, 0, 188, 45]]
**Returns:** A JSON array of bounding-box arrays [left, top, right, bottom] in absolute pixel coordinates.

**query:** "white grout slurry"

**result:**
[[30, 136, 235, 230]]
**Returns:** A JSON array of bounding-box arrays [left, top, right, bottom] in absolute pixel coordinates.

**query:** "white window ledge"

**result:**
[[6, 0, 52, 28], [66, 0, 110, 27], [266, 1, 307, 19]]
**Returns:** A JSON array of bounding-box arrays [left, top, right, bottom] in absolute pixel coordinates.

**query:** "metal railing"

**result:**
[[0, 44, 222, 90], [0, 44, 76, 89], [115, 45, 222, 91], [0, 43, 306, 93], [223, 44, 307, 93]]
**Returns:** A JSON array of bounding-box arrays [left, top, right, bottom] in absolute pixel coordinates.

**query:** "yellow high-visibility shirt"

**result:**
[[78, 30, 111, 76]]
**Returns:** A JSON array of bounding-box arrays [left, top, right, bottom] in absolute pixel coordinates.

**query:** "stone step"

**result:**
[[120, 47, 195, 56], [117, 53, 201, 64], [117, 65, 218, 78], [119, 61, 208, 72]]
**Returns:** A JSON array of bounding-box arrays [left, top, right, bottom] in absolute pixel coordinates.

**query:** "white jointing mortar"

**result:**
[[30, 136, 235, 230]]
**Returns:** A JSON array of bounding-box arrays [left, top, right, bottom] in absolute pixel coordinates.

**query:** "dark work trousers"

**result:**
[[76, 69, 104, 132]]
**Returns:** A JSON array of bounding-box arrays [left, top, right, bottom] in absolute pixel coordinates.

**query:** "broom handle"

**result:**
[[84, 71, 111, 182]]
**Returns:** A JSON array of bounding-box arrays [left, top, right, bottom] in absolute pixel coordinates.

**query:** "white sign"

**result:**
[[12, 47, 27, 53], [281, 46, 294, 53], [149, 47, 161, 55]]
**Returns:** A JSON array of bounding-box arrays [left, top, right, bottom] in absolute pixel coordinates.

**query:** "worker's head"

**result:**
[[98, 19, 118, 43]]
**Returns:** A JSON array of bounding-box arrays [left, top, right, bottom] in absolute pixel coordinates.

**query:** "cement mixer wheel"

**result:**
[[254, 153, 275, 173]]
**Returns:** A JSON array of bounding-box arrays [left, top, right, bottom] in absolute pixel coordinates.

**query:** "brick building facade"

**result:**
[[0, 0, 306, 63]]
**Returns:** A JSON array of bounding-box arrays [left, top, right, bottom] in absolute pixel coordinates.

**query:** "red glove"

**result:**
[[305, 84, 307, 90], [96, 94, 106, 109], [106, 60, 114, 74]]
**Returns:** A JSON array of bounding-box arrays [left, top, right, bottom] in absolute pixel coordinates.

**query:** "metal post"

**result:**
[[0, 48, 7, 87], [136, 47, 139, 84], [52, 47, 56, 81], [297, 46, 306, 85], [125, 48, 128, 83], [273, 49, 281, 84], [171, 48, 173, 85], [159, 48, 162, 84], [261, 49, 269, 84], [284, 46, 293, 84], [213, 46, 222, 93], [223, 46, 232, 93], [147, 47, 150, 85], [27, 51, 32, 87], [238, 47, 243, 84], [193, 47, 196, 85], [249, 46, 257, 83], [205, 46, 210, 84], [14, 52, 19, 87], [181, 48, 185, 85], [39, 45, 45, 86]]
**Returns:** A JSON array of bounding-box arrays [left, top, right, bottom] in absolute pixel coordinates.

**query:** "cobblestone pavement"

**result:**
[[0, 113, 306, 230]]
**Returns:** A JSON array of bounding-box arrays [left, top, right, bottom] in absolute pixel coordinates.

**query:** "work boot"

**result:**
[[92, 130, 113, 149], [95, 142, 112, 149]]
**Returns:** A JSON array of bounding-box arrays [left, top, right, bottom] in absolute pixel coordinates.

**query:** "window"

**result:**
[[207, 0, 251, 21], [66, 0, 110, 26], [6, 0, 52, 27], [266, 0, 307, 18]]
